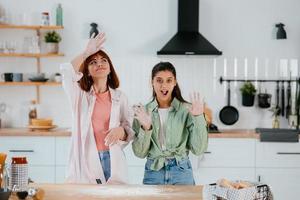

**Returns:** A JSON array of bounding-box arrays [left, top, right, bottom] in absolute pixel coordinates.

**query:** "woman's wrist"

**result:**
[[82, 51, 90, 60]]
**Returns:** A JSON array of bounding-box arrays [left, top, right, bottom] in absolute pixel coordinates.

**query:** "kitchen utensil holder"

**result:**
[[219, 76, 300, 84]]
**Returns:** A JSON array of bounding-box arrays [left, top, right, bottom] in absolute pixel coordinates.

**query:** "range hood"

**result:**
[[157, 0, 222, 55]]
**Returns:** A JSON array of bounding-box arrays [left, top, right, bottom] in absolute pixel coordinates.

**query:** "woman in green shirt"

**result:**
[[132, 62, 208, 185]]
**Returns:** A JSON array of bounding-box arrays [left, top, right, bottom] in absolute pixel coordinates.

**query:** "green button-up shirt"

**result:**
[[132, 98, 208, 171]]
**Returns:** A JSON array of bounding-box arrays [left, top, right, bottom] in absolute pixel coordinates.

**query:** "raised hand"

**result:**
[[133, 104, 152, 131], [188, 92, 204, 116], [83, 32, 106, 59]]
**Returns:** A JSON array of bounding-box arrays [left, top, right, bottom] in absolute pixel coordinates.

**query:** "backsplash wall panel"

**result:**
[[0, 0, 299, 129]]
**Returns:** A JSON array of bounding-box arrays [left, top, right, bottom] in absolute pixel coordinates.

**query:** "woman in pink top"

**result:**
[[61, 33, 134, 184]]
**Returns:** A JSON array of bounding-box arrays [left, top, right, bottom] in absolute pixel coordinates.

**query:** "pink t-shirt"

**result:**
[[92, 90, 112, 151]]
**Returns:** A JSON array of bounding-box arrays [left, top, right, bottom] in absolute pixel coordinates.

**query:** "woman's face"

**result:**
[[152, 70, 177, 105], [87, 54, 110, 79]]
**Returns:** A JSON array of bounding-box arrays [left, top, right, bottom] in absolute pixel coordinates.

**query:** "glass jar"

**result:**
[[41, 12, 49, 26], [9, 157, 28, 191]]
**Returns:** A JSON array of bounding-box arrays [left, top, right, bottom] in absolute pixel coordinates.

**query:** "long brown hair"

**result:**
[[78, 50, 119, 92], [151, 62, 187, 103]]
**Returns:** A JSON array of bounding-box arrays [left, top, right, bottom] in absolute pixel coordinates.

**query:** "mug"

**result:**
[[12, 73, 23, 82], [258, 93, 272, 108], [54, 74, 62, 82], [1, 73, 13, 82]]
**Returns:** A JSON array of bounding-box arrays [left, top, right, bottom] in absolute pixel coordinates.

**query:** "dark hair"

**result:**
[[151, 62, 187, 103], [78, 50, 119, 92]]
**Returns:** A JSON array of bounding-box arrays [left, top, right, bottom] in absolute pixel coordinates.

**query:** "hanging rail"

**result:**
[[219, 76, 300, 84]]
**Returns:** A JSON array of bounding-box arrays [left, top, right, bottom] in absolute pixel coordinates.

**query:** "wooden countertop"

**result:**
[[0, 128, 298, 139], [0, 128, 71, 136], [209, 129, 258, 138], [0, 128, 264, 138], [34, 184, 203, 200]]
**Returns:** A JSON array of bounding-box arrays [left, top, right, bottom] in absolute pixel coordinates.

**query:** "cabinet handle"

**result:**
[[258, 175, 261, 182], [277, 152, 300, 155], [204, 151, 212, 154], [9, 150, 34, 153]]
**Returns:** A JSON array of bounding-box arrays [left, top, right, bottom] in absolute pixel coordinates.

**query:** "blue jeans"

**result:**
[[143, 158, 195, 185], [98, 151, 111, 182]]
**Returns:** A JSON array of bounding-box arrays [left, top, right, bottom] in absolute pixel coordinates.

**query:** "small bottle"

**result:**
[[0, 163, 9, 191], [56, 4, 63, 26], [41, 12, 50, 26], [28, 100, 37, 125]]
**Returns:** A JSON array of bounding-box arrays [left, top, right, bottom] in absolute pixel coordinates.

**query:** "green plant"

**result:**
[[44, 31, 61, 43], [240, 81, 256, 95]]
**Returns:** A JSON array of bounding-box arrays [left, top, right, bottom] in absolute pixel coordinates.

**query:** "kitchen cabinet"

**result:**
[[255, 141, 300, 200], [0, 136, 56, 183], [54, 137, 70, 183], [256, 141, 300, 168], [123, 143, 146, 184], [0, 135, 71, 183], [192, 138, 256, 185], [0, 24, 64, 103], [256, 168, 300, 200]]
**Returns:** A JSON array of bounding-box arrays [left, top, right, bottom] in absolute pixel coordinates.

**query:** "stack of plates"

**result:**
[[29, 78, 49, 82], [28, 118, 57, 131]]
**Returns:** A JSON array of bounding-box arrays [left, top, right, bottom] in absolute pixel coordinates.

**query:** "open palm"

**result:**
[[84, 32, 106, 58], [188, 92, 204, 116]]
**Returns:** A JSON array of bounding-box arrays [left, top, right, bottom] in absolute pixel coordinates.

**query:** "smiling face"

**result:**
[[87, 54, 110, 79], [152, 70, 177, 107]]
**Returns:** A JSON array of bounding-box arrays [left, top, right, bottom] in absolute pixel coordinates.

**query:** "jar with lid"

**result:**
[[28, 100, 37, 125], [9, 157, 28, 191], [41, 12, 49, 26]]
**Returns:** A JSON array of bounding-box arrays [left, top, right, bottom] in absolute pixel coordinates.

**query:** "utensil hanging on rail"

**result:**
[[281, 81, 285, 116], [219, 81, 239, 125]]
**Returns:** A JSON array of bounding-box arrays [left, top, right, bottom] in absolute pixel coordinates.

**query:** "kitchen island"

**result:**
[[33, 184, 203, 200]]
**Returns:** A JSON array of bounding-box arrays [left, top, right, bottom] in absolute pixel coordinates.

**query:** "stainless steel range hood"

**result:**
[[157, 0, 222, 55]]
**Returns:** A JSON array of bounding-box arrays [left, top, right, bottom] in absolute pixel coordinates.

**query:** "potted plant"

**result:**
[[240, 81, 256, 106], [44, 31, 61, 53]]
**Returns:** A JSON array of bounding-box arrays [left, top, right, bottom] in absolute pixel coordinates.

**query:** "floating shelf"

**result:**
[[0, 82, 61, 86], [0, 24, 64, 30], [0, 24, 64, 103], [0, 53, 64, 58]]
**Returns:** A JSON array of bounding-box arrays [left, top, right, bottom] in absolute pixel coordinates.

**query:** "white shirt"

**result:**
[[60, 63, 134, 184], [158, 108, 170, 151]]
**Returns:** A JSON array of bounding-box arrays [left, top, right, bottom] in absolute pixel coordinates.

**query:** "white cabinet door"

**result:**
[[55, 137, 70, 183], [55, 137, 70, 166], [193, 138, 256, 168], [29, 166, 55, 183], [127, 166, 144, 185], [256, 142, 300, 168], [256, 168, 300, 200], [0, 136, 55, 166], [123, 143, 146, 167], [55, 166, 66, 183], [194, 167, 255, 185]]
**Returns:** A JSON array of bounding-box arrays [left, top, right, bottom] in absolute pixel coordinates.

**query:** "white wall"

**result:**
[[0, 0, 299, 129]]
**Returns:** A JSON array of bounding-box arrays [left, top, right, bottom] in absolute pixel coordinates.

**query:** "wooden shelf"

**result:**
[[0, 24, 64, 103], [0, 82, 61, 86], [0, 24, 64, 30], [0, 53, 64, 58], [0, 128, 71, 137]]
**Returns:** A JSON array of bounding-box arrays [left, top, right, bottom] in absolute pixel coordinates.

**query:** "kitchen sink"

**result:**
[[255, 128, 299, 142]]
